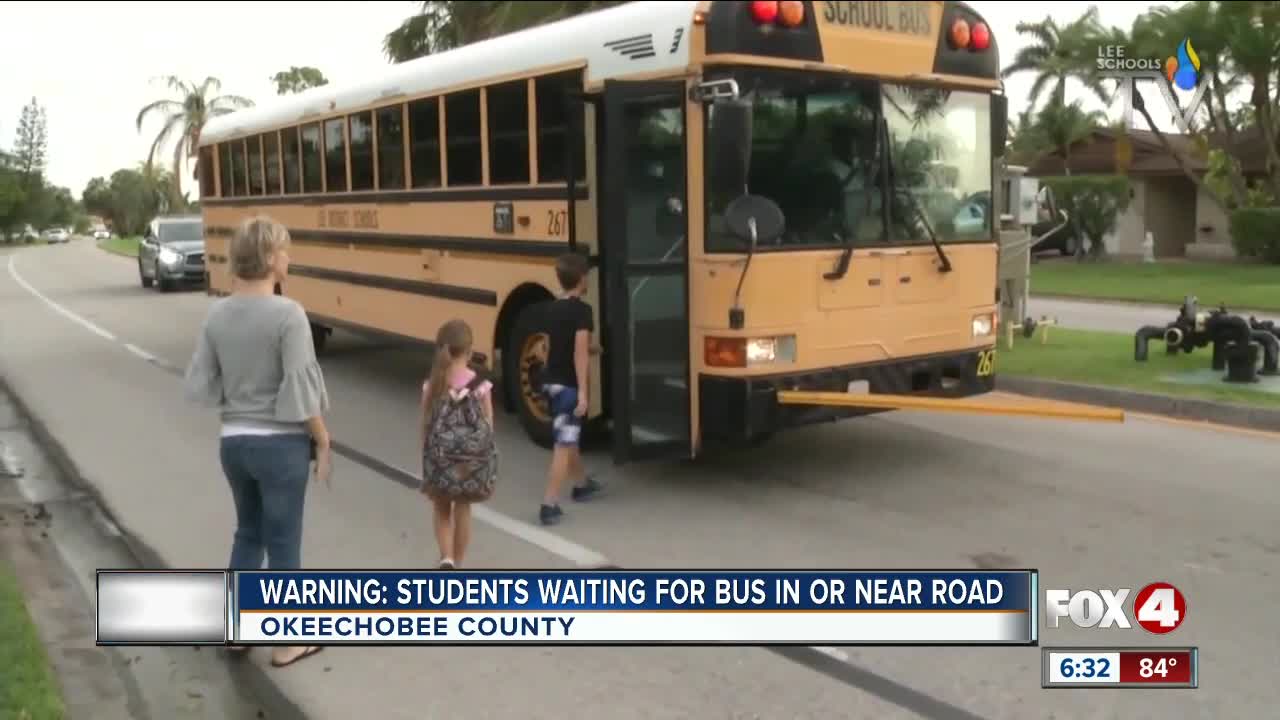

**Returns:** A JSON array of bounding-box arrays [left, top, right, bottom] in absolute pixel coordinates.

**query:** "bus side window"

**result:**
[[445, 90, 483, 186], [487, 79, 530, 185], [220, 142, 236, 197], [349, 112, 375, 192], [408, 98, 441, 188], [323, 118, 348, 193], [264, 132, 281, 195], [199, 146, 216, 197], [247, 135, 265, 196], [301, 123, 323, 194], [378, 105, 406, 190], [535, 71, 586, 184], [283, 126, 302, 195]]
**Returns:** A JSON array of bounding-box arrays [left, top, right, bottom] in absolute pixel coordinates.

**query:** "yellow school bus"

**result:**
[[197, 0, 1023, 463]]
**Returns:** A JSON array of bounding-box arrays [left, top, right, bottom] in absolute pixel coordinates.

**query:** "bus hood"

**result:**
[[692, 243, 998, 372]]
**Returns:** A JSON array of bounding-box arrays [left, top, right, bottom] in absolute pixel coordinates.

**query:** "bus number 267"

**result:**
[[547, 210, 568, 237], [976, 349, 996, 377]]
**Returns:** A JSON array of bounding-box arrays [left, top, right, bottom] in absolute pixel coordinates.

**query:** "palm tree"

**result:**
[[1035, 100, 1106, 175], [1007, 109, 1049, 166], [1216, 0, 1280, 200], [1001, 7, 1111, 111], [135, 77, 252, 206], [383, 1, 626, 63]]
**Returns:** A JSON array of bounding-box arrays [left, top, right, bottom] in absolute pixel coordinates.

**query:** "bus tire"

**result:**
[[310, 323, 330, 355], [507, 303, 554, 449]]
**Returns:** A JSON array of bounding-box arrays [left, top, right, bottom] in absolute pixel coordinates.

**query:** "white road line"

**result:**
[[811, 646, 852, 663], [7, 255, 117, 342], [123, 343, 160, 364]]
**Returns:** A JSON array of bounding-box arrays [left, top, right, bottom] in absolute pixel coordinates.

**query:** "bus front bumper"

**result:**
[[699, 347, 995, 445]]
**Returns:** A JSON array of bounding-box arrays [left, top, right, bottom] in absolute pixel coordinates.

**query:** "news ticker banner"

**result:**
[[1041, 647, 1199, 689], [95, 569, 1037, 646]]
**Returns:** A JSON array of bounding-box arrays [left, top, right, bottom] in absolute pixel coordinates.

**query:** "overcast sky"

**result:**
[[1, 1, 1167, 200]]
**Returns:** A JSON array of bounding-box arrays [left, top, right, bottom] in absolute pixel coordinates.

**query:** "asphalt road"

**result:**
[[1, 240, 1275, 719]]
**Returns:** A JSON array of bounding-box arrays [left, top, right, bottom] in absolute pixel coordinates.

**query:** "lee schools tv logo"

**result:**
[[1046, 582, 1187, 634]]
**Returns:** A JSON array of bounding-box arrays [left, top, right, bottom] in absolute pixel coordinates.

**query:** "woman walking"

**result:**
[[184, 216, 331, 668]]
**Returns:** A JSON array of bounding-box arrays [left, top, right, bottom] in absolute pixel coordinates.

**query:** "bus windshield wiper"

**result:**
[[824, 116, 884, 281], [882, 120, 952, 273]]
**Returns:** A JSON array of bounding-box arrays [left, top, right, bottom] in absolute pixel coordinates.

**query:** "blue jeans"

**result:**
[[219, 434, 311, 570]]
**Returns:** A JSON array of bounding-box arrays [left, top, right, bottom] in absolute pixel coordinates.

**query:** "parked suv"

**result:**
[[138, 215, 205, 292]]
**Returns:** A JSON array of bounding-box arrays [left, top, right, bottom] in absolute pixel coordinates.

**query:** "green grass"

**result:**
[[999, 326, 1280, 409], [0, 558, 65, 720], [97, 236, 139, 258], [1030, 259, 1280, 312]]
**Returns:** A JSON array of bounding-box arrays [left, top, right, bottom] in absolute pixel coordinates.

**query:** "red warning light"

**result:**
[[971, 22, 991, 51], [750, 1, 779, 24]]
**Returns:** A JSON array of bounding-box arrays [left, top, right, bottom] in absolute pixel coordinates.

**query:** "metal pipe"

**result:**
[[1134, 326, 1167, 362], [1207, 313, 1251, 371], [1252, 329, 1280, 375]]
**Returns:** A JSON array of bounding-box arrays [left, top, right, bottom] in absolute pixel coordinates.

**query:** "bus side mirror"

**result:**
[[708, 100, 753, 195], [724, 194, 785, 247], [992, 94, 1008, 158]]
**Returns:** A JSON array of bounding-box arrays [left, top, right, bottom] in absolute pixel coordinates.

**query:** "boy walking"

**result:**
[[540, 253, 602, 525]]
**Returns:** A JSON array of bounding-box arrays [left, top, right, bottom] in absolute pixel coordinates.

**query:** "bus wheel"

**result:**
[[311, 323, 330, 355], [506, 304, 554, 449]]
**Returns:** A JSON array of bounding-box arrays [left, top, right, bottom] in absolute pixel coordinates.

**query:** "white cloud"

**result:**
[[0, 1, 1182, 200]]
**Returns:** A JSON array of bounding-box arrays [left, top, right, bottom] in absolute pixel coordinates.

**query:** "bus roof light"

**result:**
[[750, 1, 779, 25], [971, 22, 991, 51], [778, 1, 805, 27], [949, 18, 971, 50]]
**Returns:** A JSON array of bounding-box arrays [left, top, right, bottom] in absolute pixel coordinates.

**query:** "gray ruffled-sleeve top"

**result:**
[[183, 295, 330, 432]]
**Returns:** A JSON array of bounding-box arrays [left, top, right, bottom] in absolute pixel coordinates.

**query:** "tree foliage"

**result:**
[[1042, 175, 1132, 258], [13, 97, 48, 183], [383, 1, 627, 63], [271, 66, 329, 95], [1000, 7, 1111, 111], [136, 76, 252, 208], [1004, 2, 1280, 215], [1229, 206, 1280, 262]]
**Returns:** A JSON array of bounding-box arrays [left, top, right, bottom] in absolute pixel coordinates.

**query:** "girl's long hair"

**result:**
[[424, 319, 474, 415]]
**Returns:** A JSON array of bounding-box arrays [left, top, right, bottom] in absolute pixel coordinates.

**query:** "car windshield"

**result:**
[[705, 70, 993, 252], [160, 222, 203, 243]]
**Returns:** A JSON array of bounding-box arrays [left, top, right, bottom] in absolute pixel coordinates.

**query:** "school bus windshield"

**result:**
[[705, 70, 993, 252]]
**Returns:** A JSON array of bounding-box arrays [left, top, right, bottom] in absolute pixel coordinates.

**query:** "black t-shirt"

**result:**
[[543, 297, 593, 388]]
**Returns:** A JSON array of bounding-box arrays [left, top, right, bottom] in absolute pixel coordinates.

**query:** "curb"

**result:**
[[0, 373, 309, 720], [1030, 293, 1277, 318], [96, 242, 137, 260], [997, 375, 1280, 433]]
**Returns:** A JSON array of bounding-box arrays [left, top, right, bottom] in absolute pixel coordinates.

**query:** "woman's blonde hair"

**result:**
[[230, 216, 290, 280]]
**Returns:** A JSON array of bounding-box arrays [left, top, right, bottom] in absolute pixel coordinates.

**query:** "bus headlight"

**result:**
[[159, 247, 183, 265], [706, 335, 796, 367], [972, 313, 995, 338]]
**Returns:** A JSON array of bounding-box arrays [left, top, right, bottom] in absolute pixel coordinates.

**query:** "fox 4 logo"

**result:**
[[1046, 582, 1187, 634]]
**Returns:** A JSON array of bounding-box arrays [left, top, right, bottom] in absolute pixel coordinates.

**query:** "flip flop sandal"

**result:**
[[271, 646, 323, 668]]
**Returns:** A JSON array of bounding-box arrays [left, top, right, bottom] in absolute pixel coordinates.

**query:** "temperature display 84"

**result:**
[[1041, 647, 1198, 689]]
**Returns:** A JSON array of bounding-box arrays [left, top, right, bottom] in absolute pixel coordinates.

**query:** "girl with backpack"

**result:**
[[419, 319, 498, 569]]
